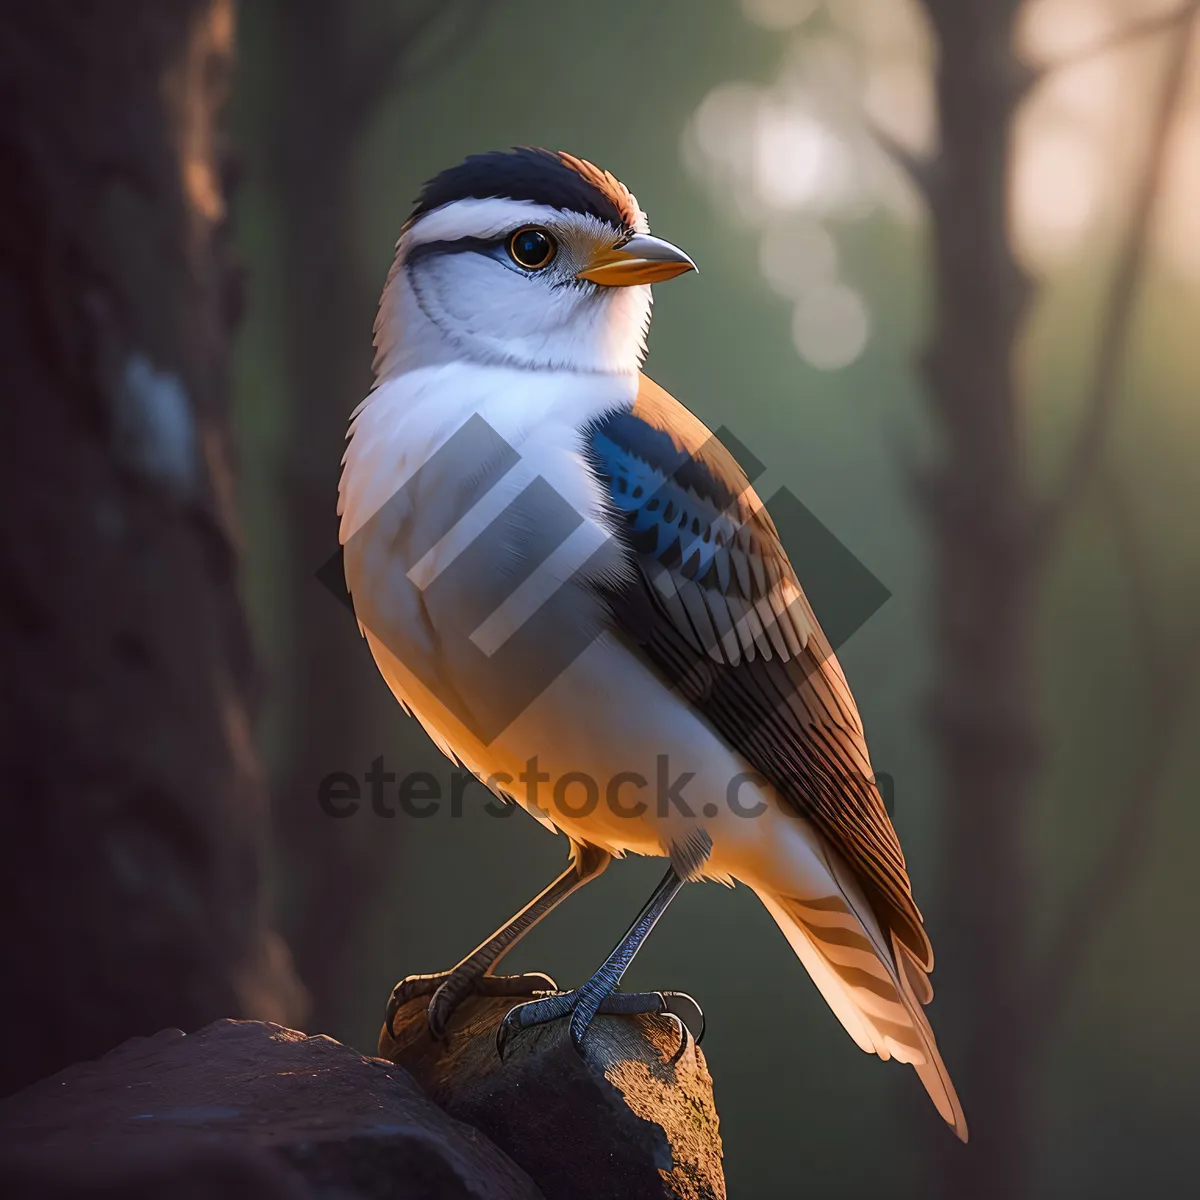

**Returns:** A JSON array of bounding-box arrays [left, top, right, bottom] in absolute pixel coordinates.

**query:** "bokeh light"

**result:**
[[791, 282, 871, 369], [758, 220, 839, 299], [684, 0, 1200, 372]]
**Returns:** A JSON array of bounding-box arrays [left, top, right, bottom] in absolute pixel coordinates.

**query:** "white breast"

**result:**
[[339, 362, 634, 545], [338, 362, 637, 787]]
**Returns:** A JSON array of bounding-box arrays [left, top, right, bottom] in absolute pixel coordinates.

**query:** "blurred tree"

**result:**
[[250, 0, 490, 1035], [910, 2, 1200, 1195], [0, 0, 304, 1095]]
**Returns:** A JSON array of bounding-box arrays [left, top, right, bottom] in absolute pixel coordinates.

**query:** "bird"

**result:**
[[338, 146, 967, 1141]]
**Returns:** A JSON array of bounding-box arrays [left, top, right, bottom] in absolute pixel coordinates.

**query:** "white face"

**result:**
[[374, 197, 655, 377]]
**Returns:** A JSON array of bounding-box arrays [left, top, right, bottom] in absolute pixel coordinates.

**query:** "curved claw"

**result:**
[[494, 988, 703, 1063], [659, 991, 705, 1045], [385, 972, 450, 1039], [662, 1012, 690, 1066], [385, 994, 401, 1040], [495, 999, 537, 1061], [426, 1000, 449, 1043]]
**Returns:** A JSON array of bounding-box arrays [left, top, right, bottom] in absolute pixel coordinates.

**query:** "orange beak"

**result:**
[[576, 233, 698, 287]]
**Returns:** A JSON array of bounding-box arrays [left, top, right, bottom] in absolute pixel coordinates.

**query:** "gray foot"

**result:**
[[495, 989, 704, 1061], [385, 970, 558, 1040]]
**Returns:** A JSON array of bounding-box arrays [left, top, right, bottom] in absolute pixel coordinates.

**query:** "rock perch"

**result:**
[[380, 993, 725, 1200]]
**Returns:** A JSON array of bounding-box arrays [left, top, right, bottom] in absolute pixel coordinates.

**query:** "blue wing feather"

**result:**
[[581, 376, 932, 981]]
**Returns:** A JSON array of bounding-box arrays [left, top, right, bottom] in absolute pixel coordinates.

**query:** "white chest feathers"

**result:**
[[338, 363, 638, 752], [339, 363, 635, 546]]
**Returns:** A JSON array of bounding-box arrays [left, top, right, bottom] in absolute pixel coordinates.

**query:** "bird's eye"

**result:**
[[507, 227, 557, 270]]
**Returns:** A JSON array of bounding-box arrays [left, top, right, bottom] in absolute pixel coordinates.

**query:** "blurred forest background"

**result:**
[[3, 1, 1198, 1198]]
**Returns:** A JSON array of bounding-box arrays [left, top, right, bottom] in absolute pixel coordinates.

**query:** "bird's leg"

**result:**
[[496, 865, 703, 1058], [386, 844, 610, 1040]]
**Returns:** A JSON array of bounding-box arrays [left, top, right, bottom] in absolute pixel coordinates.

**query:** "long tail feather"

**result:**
[[756, 884, 968, 1142]]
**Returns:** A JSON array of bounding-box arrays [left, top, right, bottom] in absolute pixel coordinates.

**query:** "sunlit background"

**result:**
[[233, 1, 1200, 1196]]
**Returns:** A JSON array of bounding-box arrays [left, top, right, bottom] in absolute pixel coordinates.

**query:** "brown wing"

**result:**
[[585, 374, 932, 970]]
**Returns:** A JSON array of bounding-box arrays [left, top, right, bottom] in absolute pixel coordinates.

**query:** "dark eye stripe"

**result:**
[[404, 236, 506, 263]]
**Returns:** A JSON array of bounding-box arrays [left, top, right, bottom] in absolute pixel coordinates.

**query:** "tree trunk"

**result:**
[[255, 0, 461, 1036], [0, 0, 303, 1096], [257, 0, 394, 1036], [916, 3, 1039, 1196]]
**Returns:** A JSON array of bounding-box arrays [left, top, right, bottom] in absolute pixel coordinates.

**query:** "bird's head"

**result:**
[[374, 148, 696, 378]]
